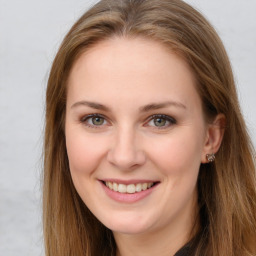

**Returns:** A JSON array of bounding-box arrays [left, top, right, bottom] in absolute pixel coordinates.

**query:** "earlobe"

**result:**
[[201, 114, 226, 163]]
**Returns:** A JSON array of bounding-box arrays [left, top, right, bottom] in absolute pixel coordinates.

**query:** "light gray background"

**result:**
[[0, 0, 255, 255]]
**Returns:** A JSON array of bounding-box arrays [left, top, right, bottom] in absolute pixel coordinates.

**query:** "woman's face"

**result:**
[[65, 37, 210, 236]]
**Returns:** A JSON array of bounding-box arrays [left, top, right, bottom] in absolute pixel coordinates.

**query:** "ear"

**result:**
[[201, 114, 226, 163]]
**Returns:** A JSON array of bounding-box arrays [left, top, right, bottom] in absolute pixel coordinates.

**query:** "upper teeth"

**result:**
[[105, 181, 154, 194]]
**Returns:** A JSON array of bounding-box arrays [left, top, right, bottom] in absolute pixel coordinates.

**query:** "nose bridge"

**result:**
[[107, 124, 145, 169], [117, 125, 136, 156]]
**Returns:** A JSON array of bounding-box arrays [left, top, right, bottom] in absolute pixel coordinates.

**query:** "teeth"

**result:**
[[142, 183, 148, 191], [127, 184, 136, 194], [118, 184, 126, 193], [105, 181, 154, 194], [108, 182, 113, 190], [113, 182, 118, 192], [147, 182, 153, 188], [136, 183, 142, 192]]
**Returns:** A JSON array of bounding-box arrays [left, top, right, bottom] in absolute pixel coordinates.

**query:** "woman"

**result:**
[[43, 0, 256, 255]]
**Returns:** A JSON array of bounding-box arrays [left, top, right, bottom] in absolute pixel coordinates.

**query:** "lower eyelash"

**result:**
[[79, 114, 176, 129], [80, 114, 106, 128], [151, 114, 176, 124]]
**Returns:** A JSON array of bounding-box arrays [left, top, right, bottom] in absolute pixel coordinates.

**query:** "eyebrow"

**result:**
[[71, 101, 110, 111], [71, 100, 186, 112], [139, 101, 187, 112]]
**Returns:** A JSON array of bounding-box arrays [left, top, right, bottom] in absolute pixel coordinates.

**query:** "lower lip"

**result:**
[[101, 182, 158, 203]]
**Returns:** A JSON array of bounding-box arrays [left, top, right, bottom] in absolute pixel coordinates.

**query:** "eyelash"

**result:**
[[145, 114, 176, 129], [80, 113, 176, 129], [80, 114, 107, 129]]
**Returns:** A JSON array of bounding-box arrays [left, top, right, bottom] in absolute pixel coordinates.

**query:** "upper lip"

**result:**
[[100, 179, 159, 185]]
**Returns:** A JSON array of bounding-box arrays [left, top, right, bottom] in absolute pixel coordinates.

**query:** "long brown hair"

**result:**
[[43, 0, 256, 255]]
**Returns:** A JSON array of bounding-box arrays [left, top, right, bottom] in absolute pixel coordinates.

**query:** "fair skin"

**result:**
[[65, 37, 224, 256]]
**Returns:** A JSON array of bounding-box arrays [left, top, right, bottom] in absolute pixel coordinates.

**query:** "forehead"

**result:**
[[69, 36, 193, 82], [66, 37, 201, 111]]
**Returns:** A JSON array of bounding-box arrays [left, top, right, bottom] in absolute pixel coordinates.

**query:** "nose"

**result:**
[[107, 127, 146, 170]]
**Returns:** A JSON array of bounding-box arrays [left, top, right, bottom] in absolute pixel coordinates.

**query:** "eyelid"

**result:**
[[144, 114, 176, 128], [80, 113, 109, 128], [79, 113, 176, 129]]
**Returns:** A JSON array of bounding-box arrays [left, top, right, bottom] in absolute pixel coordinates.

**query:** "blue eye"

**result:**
[[81, 114, 107, 127], [147, 115, 176, 128]]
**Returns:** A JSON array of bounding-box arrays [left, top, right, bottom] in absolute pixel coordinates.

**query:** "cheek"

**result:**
[[147, 127, 205, 177], [65, 128, 108, 176]]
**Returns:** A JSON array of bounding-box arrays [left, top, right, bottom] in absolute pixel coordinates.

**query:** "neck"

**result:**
[[115, 232, 188, 256], [114, 209, 199, 256]]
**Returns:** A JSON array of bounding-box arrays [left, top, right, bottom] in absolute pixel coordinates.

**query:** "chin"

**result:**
[[110, 224, 150, 235], [101, 212, 155, 235]]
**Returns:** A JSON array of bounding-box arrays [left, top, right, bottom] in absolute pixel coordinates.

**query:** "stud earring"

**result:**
[[206, 153, 215, 162]]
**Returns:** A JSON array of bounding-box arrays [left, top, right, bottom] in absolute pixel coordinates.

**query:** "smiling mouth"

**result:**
[[103, 181, 158, 194]]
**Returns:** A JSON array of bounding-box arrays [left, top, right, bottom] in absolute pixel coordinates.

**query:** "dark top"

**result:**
[[174, 243, 190, 256]]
